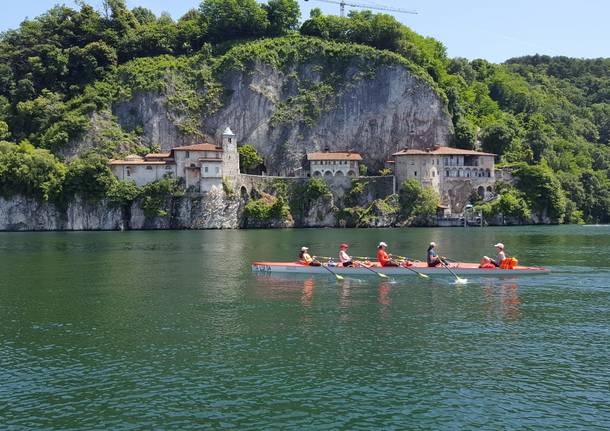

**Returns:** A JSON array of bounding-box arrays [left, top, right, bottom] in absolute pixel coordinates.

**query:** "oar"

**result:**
[[357, 261, 388, 278], [391, 255, 429, 279], [398, 262, 429, 279], [358, 256, 428, 279], [440, 261, 467, 284], [321, 263, 344, 281]]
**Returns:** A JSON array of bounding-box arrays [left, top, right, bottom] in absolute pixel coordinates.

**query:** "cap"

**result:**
[[493, 243, 504, 249], [301, 246, 309, 251], [430, 242, 436, 247], [340, 243, 349, 249], [378, 242, 388, 247]]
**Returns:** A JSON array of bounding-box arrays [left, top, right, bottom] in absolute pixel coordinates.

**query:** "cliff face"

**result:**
[[205, 63, 452, 174], [0, 192, 241, 231], [108, 52, 453, 174]]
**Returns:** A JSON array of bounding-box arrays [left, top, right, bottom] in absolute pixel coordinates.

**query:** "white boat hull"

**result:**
[[251, 262, 550, 277]]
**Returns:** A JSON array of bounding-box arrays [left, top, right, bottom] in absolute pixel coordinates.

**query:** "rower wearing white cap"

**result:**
[[376, 241, 399, 267], [427, 242, 446, 267], [299, 246, 320, 266], [481, 243, 506, 268]]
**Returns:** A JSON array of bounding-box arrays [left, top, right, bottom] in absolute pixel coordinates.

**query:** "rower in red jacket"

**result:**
[[376, 242, 400, 267]]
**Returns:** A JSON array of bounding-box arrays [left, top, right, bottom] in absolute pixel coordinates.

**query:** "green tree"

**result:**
[[515, 164, 566, 223], [399, 179, 439, 220], [238, 144, 263, 173], [131, 7, 157, 25], [264, 0, 300, 36], [199, 0, 269, 42], [63, 153, 116, 201], [0, 140, 66, 201], [480, 121, 516, 156], [452, 117, 477, 150]]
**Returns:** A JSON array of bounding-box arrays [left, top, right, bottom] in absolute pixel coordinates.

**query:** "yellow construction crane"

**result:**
[[304, 0, 417, 18]]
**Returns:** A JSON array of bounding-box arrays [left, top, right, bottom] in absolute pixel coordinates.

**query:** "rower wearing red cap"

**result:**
[[338, 243, 354, 267]]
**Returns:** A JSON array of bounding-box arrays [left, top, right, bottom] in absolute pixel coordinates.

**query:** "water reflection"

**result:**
[[482, 279, 522, 321]]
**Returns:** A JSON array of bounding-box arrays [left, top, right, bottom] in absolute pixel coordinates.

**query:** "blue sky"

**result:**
[[1, 0, 609, 63]]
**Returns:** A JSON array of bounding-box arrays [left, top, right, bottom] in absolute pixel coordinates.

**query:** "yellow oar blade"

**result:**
[[378, 273, 388, 278], [336, 274, 344, 280], [418, 272, 429, 278]]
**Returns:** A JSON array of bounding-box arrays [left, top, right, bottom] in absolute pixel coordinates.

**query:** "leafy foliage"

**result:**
[[398, 179, 439, 221], [238, 144, 263, 173], [139, 177, 184, 218], [0, 141, 66, 201]]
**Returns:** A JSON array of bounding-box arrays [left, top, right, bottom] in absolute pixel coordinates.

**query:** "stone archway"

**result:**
[[477, 186, 485, 197], [313, 171, 321, 177], [347, 170, 356, 177], [324, 171, 333, 177], [335, 171, 344, 176]]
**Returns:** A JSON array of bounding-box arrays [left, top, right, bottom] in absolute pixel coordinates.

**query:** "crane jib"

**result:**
[[303, 0, 418, 18]]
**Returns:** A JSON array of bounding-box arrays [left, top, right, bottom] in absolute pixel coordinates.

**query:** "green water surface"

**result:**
[[0, 226, 609, 430]]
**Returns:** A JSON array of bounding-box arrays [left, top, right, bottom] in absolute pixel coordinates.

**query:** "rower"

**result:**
[[299, 246, 321, 266], [339, 243, 354, 267], [377, 242, 400, 267], [481, 243, 506, 267], [427, 242, 447, 267]]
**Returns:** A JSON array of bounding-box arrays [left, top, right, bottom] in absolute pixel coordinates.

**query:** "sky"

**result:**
[[1, 0, 609, 63]]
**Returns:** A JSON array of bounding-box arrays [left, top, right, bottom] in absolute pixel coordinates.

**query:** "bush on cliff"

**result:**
[[0, 141, 66, 201], [398, 179, 439, 223], [243, 193, 291, 224], [477, 188, 531, 224], [139, 177, 184, 218]]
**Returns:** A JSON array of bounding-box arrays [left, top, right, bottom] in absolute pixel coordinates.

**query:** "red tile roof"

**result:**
[[307, 152, 363, 161], [108, 160, 170, 165], [145, 152, 171, 159], [392, 147, 495, 156], [198, 158, 223, 162]]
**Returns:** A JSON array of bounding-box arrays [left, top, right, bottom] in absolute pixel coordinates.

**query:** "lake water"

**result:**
[[1, 226, 609, 430]]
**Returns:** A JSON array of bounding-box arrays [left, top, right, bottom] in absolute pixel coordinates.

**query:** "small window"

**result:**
[[126, 169, 131, 177], [414, 171, 417, 176], [228, 138, 232, 143], [204, 167, 208, 173], [146, 165, 153, 170], [186, 151, 190, 158], [215, 167, 219, 174], [445, 170, 449, 177]]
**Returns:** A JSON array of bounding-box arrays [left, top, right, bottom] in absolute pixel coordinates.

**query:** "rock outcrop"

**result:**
[[205, 63, 453, 174], [101, 38, 453, 175]]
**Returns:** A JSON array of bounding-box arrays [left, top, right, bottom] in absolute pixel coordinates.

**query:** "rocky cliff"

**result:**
[[105, 37, 453, 174]]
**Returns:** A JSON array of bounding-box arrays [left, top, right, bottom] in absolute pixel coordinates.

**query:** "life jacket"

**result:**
[[479, 262, 496, 269], [500, 257, 518, 269]]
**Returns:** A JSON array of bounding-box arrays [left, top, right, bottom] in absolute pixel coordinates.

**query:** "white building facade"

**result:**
[[109, 127, 240, 192], [307, 152, 362, 177], [393, 146, 496, 214]]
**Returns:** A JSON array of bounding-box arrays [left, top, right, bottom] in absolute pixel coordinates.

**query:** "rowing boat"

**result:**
[[251, 261, 550, 276]]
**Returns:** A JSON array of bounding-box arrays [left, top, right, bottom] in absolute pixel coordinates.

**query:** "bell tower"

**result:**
[[221, 126, 239, 176]]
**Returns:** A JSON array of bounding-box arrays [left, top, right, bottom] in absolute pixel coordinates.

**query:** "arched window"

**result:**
[[347, 170, 356, 177], [486, 169, 491, 177], [313, 171, 321, 177], [324, 171, 333, 177], [335, 171, 344, 176]]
